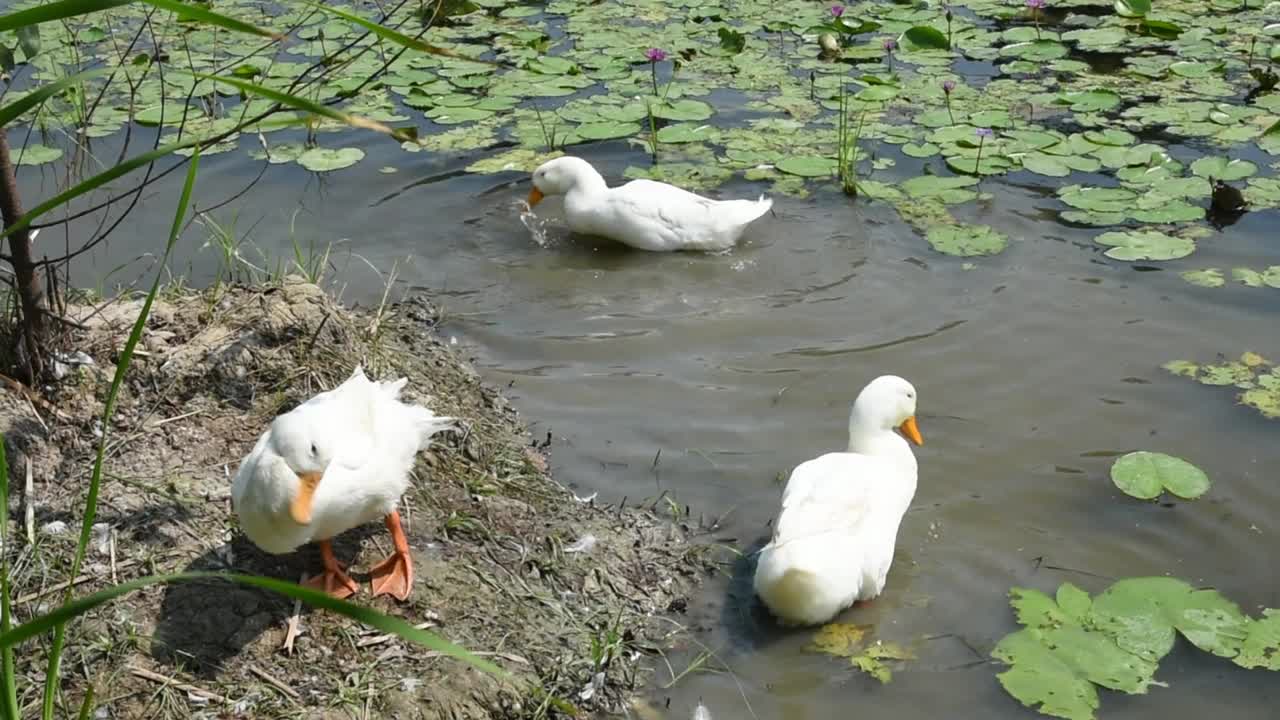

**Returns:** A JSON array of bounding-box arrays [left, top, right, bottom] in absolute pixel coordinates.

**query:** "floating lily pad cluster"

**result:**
[[1164, 351, 1280, 419], [5, 0, 1280, 260], [994, 578, 1280, 720]]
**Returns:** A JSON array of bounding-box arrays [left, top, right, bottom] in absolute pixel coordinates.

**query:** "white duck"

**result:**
[[525, 156, 772, 252], [753, 375, 923, 626], [232, 366, 454, 600]]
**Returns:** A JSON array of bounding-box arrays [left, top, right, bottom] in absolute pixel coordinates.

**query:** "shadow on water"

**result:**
[[717, 536, 794, 653], [150, 526, 377, 676]]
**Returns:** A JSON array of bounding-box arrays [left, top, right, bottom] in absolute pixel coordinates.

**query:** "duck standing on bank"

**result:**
[[753, 375, 923, 626], [525, 156, 772, 252], [232, 366, 454, 600]]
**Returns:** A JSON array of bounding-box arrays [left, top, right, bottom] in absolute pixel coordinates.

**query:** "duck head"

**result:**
[[848, 375, 923, 450], [527, 156, 605, 207], [268, 408, 337, 525]]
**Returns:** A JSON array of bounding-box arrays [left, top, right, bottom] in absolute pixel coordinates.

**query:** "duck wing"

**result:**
[[771, 452, 890, 547], [606, 179, 771, 250]]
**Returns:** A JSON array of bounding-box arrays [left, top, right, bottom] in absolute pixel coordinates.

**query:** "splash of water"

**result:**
[[518, 200, 551, 247]]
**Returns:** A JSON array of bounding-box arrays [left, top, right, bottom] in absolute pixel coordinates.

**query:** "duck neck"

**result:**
[[568, 166, 609, 198], [846, 407, 916, 468]]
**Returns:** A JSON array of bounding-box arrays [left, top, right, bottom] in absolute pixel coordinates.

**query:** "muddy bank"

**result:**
[[1, 278, 719, 719]]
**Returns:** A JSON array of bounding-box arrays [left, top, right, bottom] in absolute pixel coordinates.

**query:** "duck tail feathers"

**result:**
[[376, 376, 409, 399], [401, 402, 455, 447], [748, 194, 773, 222]]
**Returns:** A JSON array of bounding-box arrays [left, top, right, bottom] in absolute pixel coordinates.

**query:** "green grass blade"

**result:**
[[192, 72, 414, 141], [0, 0, 133, 33], [0, 136, 202, 243], [40, 150, 202, 720], [0, 439, 18, 720], [138, 0, 283, 40], [0, 67, 116, 128], [0, 0, 281, 40], [75, 686, 95, 720], [302, 1, 496, 65], [0, 572, 512, 682]]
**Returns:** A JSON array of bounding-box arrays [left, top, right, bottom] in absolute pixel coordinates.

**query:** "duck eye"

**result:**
[[310, 442, 317, 455]]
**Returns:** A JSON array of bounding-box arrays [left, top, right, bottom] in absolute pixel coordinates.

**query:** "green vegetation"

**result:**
[[1109, 451, 1210, 500], [1165, 352, 1280, 419], [993, 578, 1280, 720]]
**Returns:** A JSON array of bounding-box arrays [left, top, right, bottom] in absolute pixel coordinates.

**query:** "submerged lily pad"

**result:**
[[1181, 268, 1225, 287], [14, 144, 63, 165], [926, 224, 1009, 257], [902, 175, 980, 203], [809, 623, 913, 684], [1109, 451, 1210, 500], [1093, 230, 1194, 261]]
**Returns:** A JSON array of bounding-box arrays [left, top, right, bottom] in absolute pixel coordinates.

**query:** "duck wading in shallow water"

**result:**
[[753, 375, 923, 626], [232, 366, 454, 600], [525, 156, 773, 252]]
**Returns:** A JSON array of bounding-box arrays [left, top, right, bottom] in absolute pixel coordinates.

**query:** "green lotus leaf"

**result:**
[[926, 223, 1009, 257], [297, 147, 364, 172], [1094, 230, 1194, 261], [902, 142, 941, 158], [1058, 90, 1121, 113], [1190, 156, 1258, 181], [652, 99, 714, 121], [14, 143, 62, 165], [1109, 451, 1211, 501], [575, 121, 641, 140], [1181, 268, 1225, 287], [1059, 186, 1137, 213], [775, 155, 837, 177], [901, 175, 980, 203]]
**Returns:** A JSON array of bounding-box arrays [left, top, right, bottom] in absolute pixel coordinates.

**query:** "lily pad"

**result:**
[[1189, 156, 1258, 181], [1089, 577, 1249, 661], [1165, 354, 1280, 419], [776, 155, 837, 178], [1109, 451, 1210, 500], [993, 629, 1100, 720], [1093, 230, 1194, 261], [14, 144, 63, 166], [1059, 186, 1137, 213], [1237, 610, 1280, 670], [575, 121, 640, 140], [901, 175, 980, 203], [651, 99, 714, 121], [925, 224, 1009, 257], [1181, 268, 1225, 287], [296, 147, 364, 172]]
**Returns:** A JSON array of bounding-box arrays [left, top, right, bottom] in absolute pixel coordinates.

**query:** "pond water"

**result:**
[[39, 136, 1278, 718], [12, 0, 1280, 718]]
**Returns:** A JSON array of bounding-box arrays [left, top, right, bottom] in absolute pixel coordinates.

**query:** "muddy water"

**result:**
[[46, 133, 1280, 717]]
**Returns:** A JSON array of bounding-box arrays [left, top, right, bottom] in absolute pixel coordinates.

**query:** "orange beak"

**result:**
[[289, 471, 322, 525], [899, 416, 923, 446], [527, 186, 544, 207]]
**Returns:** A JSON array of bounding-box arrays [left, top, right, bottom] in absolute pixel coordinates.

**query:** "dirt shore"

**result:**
[[1, 278, 718, 719]]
